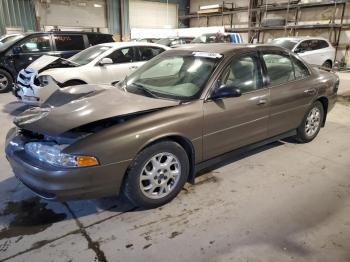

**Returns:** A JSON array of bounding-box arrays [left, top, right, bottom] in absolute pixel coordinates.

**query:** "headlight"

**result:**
[[24, 142, 99, 168]]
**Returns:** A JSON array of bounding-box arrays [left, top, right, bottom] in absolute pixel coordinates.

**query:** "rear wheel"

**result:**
[[322, 60, 332, 69], [0, 69, 13, 93], [296, 101, 324, 143], [123, 141, 189, 208]]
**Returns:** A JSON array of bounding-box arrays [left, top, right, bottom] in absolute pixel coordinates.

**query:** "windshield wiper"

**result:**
[[132, 83, 159, 98]]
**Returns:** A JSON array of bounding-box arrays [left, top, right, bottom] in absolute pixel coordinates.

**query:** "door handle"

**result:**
[[256, 99, 267, 105], [304, 89, 316, 95], [129, 66, 138, 70]]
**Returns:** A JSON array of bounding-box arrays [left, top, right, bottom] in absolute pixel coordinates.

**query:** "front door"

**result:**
[[94, 46, 144, 84], [203, 52, 270, 160], [13, 34, 54, 72]]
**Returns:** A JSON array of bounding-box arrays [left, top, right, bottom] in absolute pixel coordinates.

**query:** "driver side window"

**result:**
[[220, 54, 262, 94]]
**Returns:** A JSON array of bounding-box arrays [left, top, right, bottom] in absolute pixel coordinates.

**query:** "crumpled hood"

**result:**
[[14, 85, 179, 136], [26, 55, 77, 73], [27, 55, 61, 71]]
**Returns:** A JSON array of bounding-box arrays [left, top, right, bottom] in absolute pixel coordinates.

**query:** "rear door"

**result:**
[[261, 50, 315, 137], [295, 39, 326, 66], [13, 34, 54, 71], [53, 34, 86, 59], [203, 52, 270, 160]]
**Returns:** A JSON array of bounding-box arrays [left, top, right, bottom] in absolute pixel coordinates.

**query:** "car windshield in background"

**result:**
[[192, 34, 217, 43], [270, 39, 299, 50], [69, 45, 111, 65], [156, 38, 173, 46], [121, 52, 222, 100], [0, 35, 24, 51]]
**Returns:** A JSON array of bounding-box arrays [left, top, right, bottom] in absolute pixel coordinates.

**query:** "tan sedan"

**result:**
[[5, 44, 339, 208]]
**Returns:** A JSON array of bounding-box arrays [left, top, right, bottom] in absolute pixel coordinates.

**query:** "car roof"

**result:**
[[172, 43, 285, 55], [98, 41, 170, 49], [273, 36, 330, 42], [22, 31, 112, 36]]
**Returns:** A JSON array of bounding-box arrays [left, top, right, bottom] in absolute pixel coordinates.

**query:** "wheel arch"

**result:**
[[127, 134, 196, 185], [316, 96, 329, 127], [61, 79, 87, 87]]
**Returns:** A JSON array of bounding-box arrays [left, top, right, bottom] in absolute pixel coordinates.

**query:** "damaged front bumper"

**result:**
[[14, 68, 59, 106], [5, 128, 130, 201]]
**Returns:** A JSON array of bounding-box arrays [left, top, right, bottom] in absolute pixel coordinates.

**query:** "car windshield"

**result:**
[[270, 39, 299, 50], [119, 52, 222, 100], [156, 38, 174, 46], [192, 34, 218, 43], [0, 34, 24, 51], [69, 45, 111, 65]]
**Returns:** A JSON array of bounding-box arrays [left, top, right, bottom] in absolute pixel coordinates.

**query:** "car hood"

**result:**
[[14, 85, 179, 136], [27, 55, 78, 73]]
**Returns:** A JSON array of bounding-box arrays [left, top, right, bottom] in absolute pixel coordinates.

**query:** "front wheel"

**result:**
[[123, 141, 189, 208], [0, 69, 13, 93], [296, 101, 324, 143]]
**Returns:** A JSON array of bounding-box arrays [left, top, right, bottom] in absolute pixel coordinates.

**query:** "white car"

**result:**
[[0, 34, 21, 44], [14, 42, 169, 105], [270, 37, 335, 68]]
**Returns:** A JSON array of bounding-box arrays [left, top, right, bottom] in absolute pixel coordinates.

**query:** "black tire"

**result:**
[[296, 101, 324, 143], [61, 80, 86, 87], [123, 140, 189, 209], [322, 60, 332, 69], [0, 69, 13, 93]]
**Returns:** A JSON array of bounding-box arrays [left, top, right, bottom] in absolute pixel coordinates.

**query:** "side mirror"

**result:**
[[211, 84, 241, 100], [12, 46, 22, 55], [98, 57, 113, 66]]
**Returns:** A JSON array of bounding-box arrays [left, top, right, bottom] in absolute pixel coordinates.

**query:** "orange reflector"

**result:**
[[77, 156, 99, 167]]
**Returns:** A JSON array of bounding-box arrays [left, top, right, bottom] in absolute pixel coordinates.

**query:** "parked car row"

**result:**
[[14, 42, 169, 105], [0, 31, 114, 92], [4, 42, 339, 208]]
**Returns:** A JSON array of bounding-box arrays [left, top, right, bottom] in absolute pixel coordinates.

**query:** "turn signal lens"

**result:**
[[77, 156, 99, 167]]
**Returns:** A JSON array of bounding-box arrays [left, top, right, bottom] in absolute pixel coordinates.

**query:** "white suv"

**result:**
[[271, 37, 335, 68]]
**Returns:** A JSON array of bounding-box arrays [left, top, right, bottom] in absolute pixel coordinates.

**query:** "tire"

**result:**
[[0, 69, 13, 93], [123, 140, 189, 209], [61, 80, 86, 87], [296, 101, 324, 143], [322, 60, 332, 69]]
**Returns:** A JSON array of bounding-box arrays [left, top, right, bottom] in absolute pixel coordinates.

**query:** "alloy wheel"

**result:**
[[139, 152, 181, 199], [0, 73, 9, 91], [305, 107, 321, 137]]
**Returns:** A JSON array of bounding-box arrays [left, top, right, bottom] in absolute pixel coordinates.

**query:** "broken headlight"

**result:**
[[24, 142, 99, 168]]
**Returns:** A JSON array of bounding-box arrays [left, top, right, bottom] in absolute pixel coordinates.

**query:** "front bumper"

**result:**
[[5, 128, 131, 201], [13, 83, 41, 106]]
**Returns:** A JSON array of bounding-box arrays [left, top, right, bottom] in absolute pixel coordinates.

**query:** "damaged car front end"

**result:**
[[13, 55, 79, 105], [6, 85, 182, 200]]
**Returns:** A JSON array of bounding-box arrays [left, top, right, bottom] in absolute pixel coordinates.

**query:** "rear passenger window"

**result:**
[[292, 56, 310, 79], [220, 54, 262, 93], [107, 47, 134, 63], [316, 40, 329, 49], [54, 35, 85, 51], [138, 46, 165, 61], [87, 34, 113, 46], [263, 53, 294, 86]]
